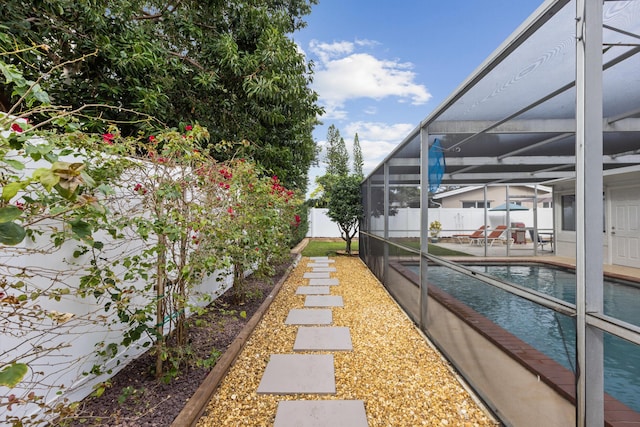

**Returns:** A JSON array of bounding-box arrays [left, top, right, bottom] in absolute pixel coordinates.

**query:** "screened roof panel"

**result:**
[[413, 0, 640, 187], [364, 1, 640, 188], [437, 2, 577, 123]]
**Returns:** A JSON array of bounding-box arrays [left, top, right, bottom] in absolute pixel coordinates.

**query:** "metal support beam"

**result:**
[[575, 1, 604, 425], [506, 185, 511, 257], [483, 186, 488, 257], [419, 128, 430, 331], [383, 162, 390, 286]]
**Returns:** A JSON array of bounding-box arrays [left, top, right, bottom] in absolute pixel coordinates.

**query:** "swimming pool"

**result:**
[[416, 263, 640, 413]]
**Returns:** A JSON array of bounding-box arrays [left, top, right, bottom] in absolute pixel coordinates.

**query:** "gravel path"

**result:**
[[197, 256, 499, 427]]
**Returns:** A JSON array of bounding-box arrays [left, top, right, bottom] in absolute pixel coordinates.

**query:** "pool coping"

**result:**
[[391, 259, 640, 427]]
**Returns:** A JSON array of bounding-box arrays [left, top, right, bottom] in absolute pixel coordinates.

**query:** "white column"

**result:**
[[575, 0, 604, 425]]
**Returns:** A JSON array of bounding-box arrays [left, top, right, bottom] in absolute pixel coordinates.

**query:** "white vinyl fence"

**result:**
[[307, 207, 553, 238]]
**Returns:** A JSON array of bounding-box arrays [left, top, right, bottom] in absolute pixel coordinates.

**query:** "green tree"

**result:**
[[326, 175, 362, 255], [325, 125, 349, 177], [0, 0, 322, 191], [353, 132, 363, 178], [313, 124, 349, 206]]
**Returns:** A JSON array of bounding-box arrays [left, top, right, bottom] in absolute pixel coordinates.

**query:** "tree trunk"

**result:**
[[175, 279, 187, 347], [232, 263, 245, 304], [155, 234, 167, 379]]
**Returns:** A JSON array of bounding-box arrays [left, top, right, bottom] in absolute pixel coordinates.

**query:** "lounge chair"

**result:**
[[471, 225, 510, 246], [452, 225, 488, 244], [529, 230, 553, 250]]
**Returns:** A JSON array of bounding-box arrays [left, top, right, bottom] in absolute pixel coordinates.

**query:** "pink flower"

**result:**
[[133, 183, 147, 194], [102, 133, 115, 144], [185, 125, 193, 131], [148, 135, 156, 142], [10, 123, 23, 133]]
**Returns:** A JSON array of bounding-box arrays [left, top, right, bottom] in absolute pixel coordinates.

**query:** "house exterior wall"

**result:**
[[553, 168, 640, 268]]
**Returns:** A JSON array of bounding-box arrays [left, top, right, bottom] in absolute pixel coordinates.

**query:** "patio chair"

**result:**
[[471, 225, 510, 246], [452, 225, 487, 244], [529, 230, 553, 250]]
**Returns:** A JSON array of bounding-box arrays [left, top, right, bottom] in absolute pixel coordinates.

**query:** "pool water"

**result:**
[[420, 264, 640, 413]]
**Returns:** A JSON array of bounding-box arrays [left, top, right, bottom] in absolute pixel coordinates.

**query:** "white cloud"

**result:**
[[304, 39, 430, 194], [308, 39, 432, 117], [312, 121, 412, 176], [345, 121, 415, 142], [320, 105, 348, 121], [344, 121, 416, 175], [363, 106, 377, 115], [309, 40, 355, 63], [354, 38, 380, 48]]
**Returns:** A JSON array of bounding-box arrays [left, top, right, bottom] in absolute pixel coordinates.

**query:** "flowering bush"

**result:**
[[1, 45, 305, 424], [208, 160, 300, 303], [0, 120, 303, 423]]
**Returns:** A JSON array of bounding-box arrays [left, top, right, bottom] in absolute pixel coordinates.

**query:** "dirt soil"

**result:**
[[63, 256, 295, 427]]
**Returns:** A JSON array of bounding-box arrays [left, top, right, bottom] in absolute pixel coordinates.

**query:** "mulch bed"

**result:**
[[63, 256, 295, 427]]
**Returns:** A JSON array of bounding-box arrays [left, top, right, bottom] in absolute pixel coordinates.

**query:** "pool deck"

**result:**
[[433, 240, 640, 282]]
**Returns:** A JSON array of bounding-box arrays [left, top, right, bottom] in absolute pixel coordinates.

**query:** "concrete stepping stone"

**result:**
[[310, 267, 336, 273], [309, 257, 334, 262], [307, 262, 332, 268], [294, 326, 353, 351], [308, 278, 339, 286], [285, 309, 332, 325], [257, 354, 335, 394], [305, 295, 343, 307], [304, 272, 331, 279], [307, 259, 332, 263], [296, 286, 331, 295], [274, 400, 368, 427]]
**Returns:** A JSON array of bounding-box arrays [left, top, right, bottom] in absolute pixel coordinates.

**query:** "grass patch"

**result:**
[[389, 238, 472, 257], [301, 239, 470, 257], [301, 240, 357, 257], [427, 244, 472, 256]]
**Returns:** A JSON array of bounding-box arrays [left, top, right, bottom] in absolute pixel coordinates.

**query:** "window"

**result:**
[[561, 195, 576, 231], [561, 194, 605, 231], [462, 201, 491, 208]]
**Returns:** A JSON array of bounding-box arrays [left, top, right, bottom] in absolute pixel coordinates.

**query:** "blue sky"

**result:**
[[292, 0, 544, 193]]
